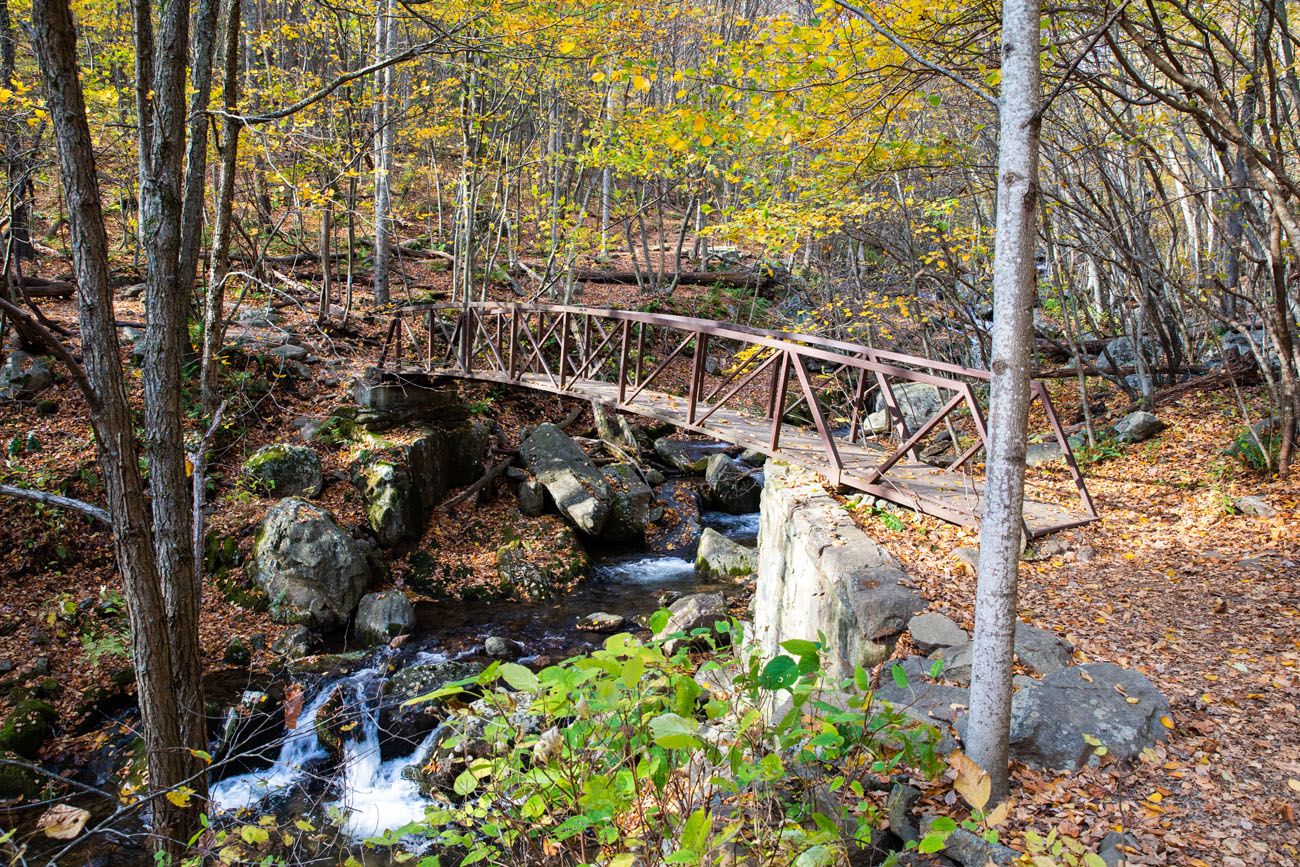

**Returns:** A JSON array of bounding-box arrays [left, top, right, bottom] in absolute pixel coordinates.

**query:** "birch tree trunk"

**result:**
[[964, 0, 1041, 803]]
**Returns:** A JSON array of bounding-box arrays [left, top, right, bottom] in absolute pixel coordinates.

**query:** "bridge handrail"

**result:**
[[378, 301, 1097, 534], [388, 301, 993, 384]]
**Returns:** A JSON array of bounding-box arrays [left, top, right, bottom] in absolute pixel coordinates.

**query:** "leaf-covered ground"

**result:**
[[852, 386, 1300, 865]]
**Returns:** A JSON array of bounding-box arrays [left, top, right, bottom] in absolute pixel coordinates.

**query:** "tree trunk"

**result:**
[[964, 0, 1041, 803], [371, 0, 393, 306], [0, 0, 33, 263], [133, 1, 208, 827], [177, 0, 220, 296], [201, 0, 242, 414], [30, 0, 201, 855]]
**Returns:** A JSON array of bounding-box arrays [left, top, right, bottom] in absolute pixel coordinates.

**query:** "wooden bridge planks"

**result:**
[[422, 366, 1093, 538]]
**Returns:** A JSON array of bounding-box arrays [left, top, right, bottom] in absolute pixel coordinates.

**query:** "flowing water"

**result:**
[[206, 509, 761, 848]]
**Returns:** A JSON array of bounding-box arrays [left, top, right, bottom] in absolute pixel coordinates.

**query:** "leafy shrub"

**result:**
[[373, 618, 950, 865]]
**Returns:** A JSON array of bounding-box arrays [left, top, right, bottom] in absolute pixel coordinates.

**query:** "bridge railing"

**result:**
[[379, 302, 1096, 532]]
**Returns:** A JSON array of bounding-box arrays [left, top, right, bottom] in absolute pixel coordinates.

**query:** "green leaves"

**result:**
[[649, 712, 701, 749], [758, 654, 800, 690], [498, 662, 539, 692]]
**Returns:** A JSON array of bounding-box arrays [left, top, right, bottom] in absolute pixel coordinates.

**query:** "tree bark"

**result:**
[[30, 0, 201, 855], [964, 0, 1041, 803], [133, 2, 208, 823], [177, 0, 221, 296], [200, 0, 242, 413], [371, 0, 394, 306]]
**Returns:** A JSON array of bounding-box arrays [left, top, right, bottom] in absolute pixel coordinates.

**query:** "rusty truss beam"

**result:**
[[379, 303, 1098, 537]]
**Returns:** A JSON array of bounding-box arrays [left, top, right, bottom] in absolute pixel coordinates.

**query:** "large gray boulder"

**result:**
[[995, 662, 1171, 770], [695, 527, 757, 577], [1013, 622, 1074, 674], [754, 463, 923, 679], [907, 612, 967, 654], [1101, 335, 1159, 368], [653, 437, 709, 474], [248, 498, 371, 628], [1111, 410, 1165, 444], [703, 453, 761, 513], [930, 622, 1073, 685], [870, 382, 945, 432], [645, 481, 703, 557], [0, 351, 52, 400], [601, 463, 652, 541], [520, 423, 613, 537], [242, 444, 323, 497], [876, 657, 969, 726], [355, 590, 415, 646]]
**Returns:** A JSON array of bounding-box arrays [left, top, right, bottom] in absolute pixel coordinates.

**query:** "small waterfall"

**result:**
[[328, 682, 439, 839], [212, 663, 440, 840], [210, 671, 358, 812], [701, 511, 760, 544]]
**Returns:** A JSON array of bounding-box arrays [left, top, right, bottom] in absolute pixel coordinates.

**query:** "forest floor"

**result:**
[[0, 256, 1296, 864], [859, 386, 1300, 865]]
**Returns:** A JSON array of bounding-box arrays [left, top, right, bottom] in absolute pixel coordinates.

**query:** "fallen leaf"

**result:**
[[37, 804, 91, 840], [948, 749, 992, 811]]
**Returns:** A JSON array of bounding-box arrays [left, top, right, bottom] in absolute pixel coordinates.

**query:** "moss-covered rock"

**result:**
[[350, 421, 489, 547], [247, 498, 370, 628], [242, 444, 323, 498], [495, 529, 587, 598], [0, 699, 56, 759], [0, 749, 44, 798]]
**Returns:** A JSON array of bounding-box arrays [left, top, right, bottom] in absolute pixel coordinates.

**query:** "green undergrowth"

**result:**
[[373, 619, 950, 865]]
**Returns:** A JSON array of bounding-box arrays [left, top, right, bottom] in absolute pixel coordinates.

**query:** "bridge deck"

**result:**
[[424, 367, 1093, 538]]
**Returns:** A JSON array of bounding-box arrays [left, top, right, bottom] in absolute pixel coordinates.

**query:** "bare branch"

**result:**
[[0, 483, 112, 526]]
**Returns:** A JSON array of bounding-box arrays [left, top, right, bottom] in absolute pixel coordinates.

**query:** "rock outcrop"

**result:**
[[351, 420, 489, 547], [754, 463, 923, 679], [248, 498, 371, 628]]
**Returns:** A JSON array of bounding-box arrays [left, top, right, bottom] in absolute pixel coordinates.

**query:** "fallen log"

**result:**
[[440, 456, 515, 511], [568, 268, 777, 289], [17, 276, 75, 298]]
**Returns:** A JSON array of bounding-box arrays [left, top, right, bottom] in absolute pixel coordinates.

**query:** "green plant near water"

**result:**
[[364, 618, 951, 866]]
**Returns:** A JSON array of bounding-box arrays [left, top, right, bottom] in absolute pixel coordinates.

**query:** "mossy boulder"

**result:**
[[695, 527, 758, 577], [495, 530, 587, 597], [248, 498, 371, 628], [0, 750, 44, 798], [242, 444, 323, 498], [355, 590, 416, 646], [379, 660, 482, 756], [0, 699, 56, 759], [600, 463, 652, 542]]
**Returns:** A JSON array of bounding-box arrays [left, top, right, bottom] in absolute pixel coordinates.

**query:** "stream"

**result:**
[[207, 509, 760, 851]]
